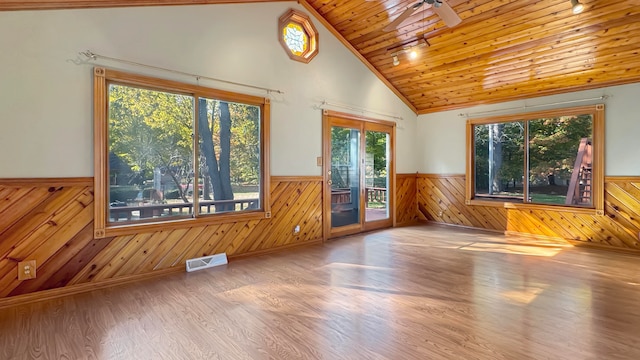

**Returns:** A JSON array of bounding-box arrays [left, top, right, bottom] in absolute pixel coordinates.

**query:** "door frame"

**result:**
[[322, 110, 396, 241]]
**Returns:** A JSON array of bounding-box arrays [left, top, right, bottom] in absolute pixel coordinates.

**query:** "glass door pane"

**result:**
[[365, 130, 389, 222], [330, 126, 361, 229]]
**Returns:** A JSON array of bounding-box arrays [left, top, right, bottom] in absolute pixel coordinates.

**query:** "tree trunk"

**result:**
[[203, 175, 211, 200], [488, 123, 503, 195], [198, 99, 234, 212], [157, 153, 190, 203], [218, 102, 234, 201], [198, 99, 222, 198], [168, 169, 189, 203]]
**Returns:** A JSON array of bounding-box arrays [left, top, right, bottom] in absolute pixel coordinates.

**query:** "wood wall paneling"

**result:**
[[417, 174, 640, 251], [0, 177, 322, 302], [4, 174, 640, 305], [395, 173, 417, 226]]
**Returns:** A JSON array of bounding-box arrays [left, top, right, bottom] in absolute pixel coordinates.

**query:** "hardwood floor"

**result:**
[[1, 224, 640, 359]]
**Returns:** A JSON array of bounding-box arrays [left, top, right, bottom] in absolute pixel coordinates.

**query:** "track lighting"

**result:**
[[571, 0, 584, 14], [389, 38, 429, 66]]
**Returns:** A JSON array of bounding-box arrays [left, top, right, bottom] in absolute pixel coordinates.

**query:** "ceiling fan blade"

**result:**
[[383, 3, 422, 32], [433, 0, 461, 27]]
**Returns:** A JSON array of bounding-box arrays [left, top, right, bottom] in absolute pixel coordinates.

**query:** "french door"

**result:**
[[322, 111, 395, 239]]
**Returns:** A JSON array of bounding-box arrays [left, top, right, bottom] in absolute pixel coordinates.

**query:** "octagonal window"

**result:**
[[283, 22, 308, 56], [278, 9, 318, 63]]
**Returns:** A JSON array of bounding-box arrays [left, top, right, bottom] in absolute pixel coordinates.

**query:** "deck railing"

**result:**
[[330, 187, 387, 207], [365, 187, 386, 204], [110, 198, 259, 221]]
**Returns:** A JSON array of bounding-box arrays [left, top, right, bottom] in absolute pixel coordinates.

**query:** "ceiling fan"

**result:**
[[383, 0, 461, 32]]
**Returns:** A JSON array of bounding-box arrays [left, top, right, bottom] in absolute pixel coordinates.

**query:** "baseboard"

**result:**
[[394, 220, 420, 228]]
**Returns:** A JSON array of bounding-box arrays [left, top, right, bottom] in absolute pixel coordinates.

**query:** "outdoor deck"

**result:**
[[110, 198, 258, 222]]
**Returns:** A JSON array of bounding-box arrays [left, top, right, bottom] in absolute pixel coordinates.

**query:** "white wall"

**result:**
[[417, 83, 640, 176], [0, 3, 417, 177]]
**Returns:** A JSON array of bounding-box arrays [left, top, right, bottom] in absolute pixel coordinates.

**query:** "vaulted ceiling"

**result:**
[[302, 0, 640, 113], [4, 0, 640, 114]]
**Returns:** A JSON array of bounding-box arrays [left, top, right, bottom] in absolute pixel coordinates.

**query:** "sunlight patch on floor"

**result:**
[[501, 286, 548, 304], [391, 240, 476, 249], [321, 262, 394, 271], [460, 242, 564, 257]]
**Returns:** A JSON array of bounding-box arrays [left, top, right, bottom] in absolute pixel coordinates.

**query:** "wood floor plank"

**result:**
[[1, 224, 639, 360]]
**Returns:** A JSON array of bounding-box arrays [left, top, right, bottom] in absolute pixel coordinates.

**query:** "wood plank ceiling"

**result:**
[[305, 0, 640, 113]]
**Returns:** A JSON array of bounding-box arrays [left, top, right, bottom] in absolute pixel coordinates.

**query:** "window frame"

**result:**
[[93, 67, 271, 238], [465, 104, 604, 215], [278, 8, 319, 64]]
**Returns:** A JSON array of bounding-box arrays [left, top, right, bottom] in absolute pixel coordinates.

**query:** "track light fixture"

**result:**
[[571, 0, 584, 14], [389, 38, 429, 66]]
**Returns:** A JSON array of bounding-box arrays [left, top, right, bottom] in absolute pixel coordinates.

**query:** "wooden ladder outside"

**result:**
[[565, 138, 592, 205]]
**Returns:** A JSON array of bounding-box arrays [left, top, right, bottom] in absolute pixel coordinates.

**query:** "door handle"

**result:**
[[327, 180, 333, 185]]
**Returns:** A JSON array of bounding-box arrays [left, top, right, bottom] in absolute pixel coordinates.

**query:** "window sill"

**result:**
[[467, 199, 601, 215], [101, 210, 269, 238]]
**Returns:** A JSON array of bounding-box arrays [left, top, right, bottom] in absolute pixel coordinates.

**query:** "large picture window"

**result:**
[[93, 68, 270, 238], [465, 104, 604, 214]]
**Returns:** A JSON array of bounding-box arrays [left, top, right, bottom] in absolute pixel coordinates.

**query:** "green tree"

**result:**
[[366, 131, 388, 187], [474, 121, 524, 193], [108, 85, 194, 202], [474, 114, 592, 194], [229, 103, 260, 184], [109, 85, 262, 211], [199, 99, 234, 211], [528, 115, 592, 185]]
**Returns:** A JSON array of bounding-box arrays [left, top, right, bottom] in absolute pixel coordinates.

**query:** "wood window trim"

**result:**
[[278, 8, 319, 64], [93, 67, 271, 238], [464, 104, 605, 216]]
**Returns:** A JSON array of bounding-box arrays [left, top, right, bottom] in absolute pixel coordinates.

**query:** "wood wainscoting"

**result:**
[[395, 173, 418, 226], [0, 176, 322, 304], [417, 174, 640, 251]]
